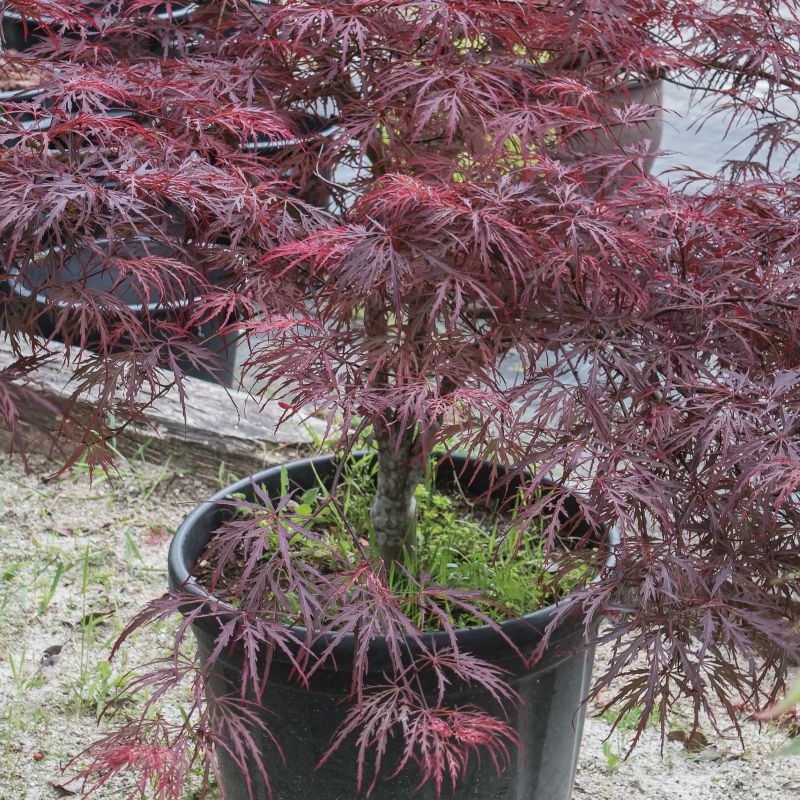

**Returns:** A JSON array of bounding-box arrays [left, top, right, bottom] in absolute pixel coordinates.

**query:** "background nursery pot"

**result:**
[[242, 114, 338, 209], [169, 452, 607, 800], [5, 237, 237, 385], [564, 74, 664, 187], [1, 2, 198, 51], [1, 8, 52, 51]]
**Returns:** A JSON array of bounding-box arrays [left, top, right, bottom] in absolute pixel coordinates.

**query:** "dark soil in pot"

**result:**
[[169, 452, 604, 800]]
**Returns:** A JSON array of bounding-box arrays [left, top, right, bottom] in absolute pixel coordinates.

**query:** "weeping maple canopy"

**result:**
[[1, 0, 800, 795]]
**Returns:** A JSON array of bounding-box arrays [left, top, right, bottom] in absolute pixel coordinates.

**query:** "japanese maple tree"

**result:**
[[1, 0, 800, 796]]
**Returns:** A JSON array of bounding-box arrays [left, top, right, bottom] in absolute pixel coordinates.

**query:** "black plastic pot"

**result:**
[[242, 114, 336, 155], [565, 75, 664, 187], [0, 72, 142, 151], [0, 86, 49, 141], [1, 9, 50, 51], [242, 114, 338, 209], [1, 2, 198, 52], [144, 2, 201, 54], [169, 452, 603, 800], [6, 237, 237, 386]]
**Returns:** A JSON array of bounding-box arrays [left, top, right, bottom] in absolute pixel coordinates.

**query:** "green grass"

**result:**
[[253, 455, 591, 629]]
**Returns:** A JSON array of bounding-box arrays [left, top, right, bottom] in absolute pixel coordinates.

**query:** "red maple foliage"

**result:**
[[2, 0, 800, 797]]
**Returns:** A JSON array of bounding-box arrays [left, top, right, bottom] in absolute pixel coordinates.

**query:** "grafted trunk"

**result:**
[[370, 420, 423, 566]]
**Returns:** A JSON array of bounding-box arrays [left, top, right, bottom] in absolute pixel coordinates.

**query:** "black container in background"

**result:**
[[1, 3, 198, 52], [169, 452, 603, 800], [0, 86, 138, 151], [0, 86, 48, 139], [6, 238, 237, 386], [1, 10, 50, 51], [242, 114, 338, 209], [564, 76, 664, 190]]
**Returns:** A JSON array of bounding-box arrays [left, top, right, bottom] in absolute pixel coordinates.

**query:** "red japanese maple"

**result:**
[[1, 0, 800, 797]]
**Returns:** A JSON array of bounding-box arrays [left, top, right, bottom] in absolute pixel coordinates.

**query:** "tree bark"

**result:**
[[370, 418, 423, 566]]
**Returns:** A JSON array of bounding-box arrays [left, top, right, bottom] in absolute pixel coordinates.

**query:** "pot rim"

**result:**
[[0, 86, 45, 102], [168, 451, 620, 648], [0, 81, 148, 132], [2, 3, 199, 24], [1, 106, 134, 135], [8, 236, 223, 313], [240, 121, 339, 153]]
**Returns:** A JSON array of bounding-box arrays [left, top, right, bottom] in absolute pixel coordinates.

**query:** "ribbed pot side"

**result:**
[[169, 453, 601, 800]]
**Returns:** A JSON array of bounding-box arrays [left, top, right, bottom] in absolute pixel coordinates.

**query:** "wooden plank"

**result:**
[[0, 337, 328, 478]]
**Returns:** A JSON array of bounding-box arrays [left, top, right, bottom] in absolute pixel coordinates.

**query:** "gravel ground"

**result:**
[[0, 451, 798, 800]]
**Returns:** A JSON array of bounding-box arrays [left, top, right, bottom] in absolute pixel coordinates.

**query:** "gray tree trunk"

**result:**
[[370, 419, 423, 566]]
